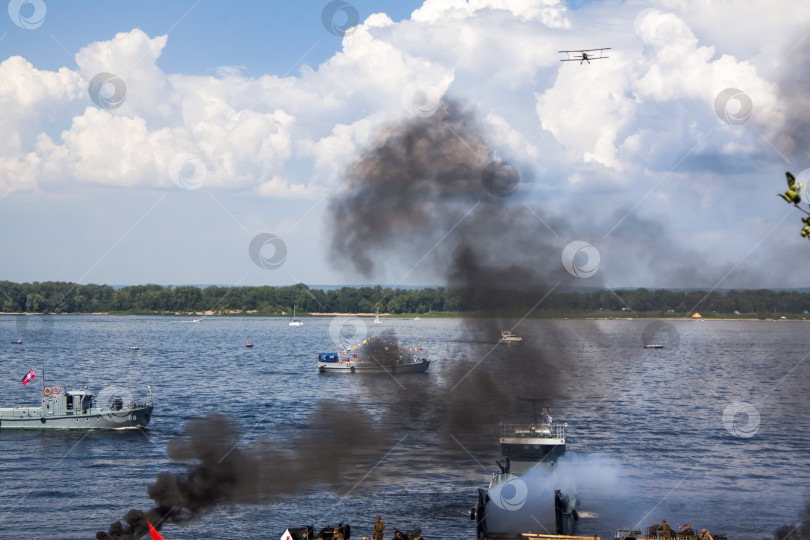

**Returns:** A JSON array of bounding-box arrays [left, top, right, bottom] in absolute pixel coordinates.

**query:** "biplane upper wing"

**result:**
[[558, 48, 611, 61]]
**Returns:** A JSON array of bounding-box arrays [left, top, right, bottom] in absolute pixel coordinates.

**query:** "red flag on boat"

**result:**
[[148, 519, 165, 540], [20, 369, 36, 386]]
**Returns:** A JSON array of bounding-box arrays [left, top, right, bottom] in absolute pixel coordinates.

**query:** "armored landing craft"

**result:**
[[0, 385, 153, 430], [472, 402, 578, 538]]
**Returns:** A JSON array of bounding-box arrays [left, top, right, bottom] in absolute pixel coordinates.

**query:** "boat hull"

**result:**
[[474, 480, 577, 538], [0, 405, 153, 430], [318, 360, 429, 374]]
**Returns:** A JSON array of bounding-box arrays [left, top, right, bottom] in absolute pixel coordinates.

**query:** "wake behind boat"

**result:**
[[0, 385, 154, 430]]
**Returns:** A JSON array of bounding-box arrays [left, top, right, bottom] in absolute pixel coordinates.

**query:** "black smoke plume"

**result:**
[[357, 332, 413, 368], [100, 99, 603, 538], [327, 98, 593, 448], [98, 407, 390, 539]]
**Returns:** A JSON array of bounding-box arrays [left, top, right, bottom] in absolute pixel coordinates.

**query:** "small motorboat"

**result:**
[[246, 341, 254, 348], [643, 344, 664, 349], [11, 338, 22, 345], [498, 330, 523, 344], [131, 345, 140, 351]]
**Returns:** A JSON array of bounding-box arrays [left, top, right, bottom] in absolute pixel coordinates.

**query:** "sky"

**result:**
[[1, 0, 809, 290]]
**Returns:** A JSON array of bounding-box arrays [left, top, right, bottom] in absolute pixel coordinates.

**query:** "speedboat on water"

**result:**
[[0, 385, 154, 430], [471, 402, 578, 537], [11, 338, 22, 344], [498, 329, 523, 344]]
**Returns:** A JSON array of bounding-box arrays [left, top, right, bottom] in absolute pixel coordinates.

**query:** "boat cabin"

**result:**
[[318, 353, 340, 363], [42, 390, 93, 416]]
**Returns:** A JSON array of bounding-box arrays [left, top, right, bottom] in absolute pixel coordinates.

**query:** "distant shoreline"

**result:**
[[1, 311, 806, 321]]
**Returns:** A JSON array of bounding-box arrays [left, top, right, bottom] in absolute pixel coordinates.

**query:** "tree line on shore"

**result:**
[[2, 281, 810, 317]]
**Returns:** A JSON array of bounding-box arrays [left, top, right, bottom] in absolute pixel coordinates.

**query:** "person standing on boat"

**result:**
[[658, 519, 672, 539], [373, 516, 385, 540]]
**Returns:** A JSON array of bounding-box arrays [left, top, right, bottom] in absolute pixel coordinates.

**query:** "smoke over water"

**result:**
[[328, 99, 587, 434], [98, 408, 391, 539], [101, 99, 605, 537]]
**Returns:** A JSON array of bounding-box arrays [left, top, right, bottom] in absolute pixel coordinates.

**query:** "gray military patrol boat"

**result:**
[[0, 384, 154, 430]]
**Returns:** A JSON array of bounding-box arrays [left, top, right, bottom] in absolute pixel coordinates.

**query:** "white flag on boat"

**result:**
[[280, 529, 294, 540]]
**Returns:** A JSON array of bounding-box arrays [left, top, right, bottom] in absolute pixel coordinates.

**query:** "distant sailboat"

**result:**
[[374, 309, 383, 324], [289, 305, 303, 326]]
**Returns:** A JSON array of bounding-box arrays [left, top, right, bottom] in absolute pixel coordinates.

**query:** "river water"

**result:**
[[0, 315, 808, 539]]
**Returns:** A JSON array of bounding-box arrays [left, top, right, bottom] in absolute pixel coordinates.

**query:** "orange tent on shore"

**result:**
[[692, 313, 702, 319]]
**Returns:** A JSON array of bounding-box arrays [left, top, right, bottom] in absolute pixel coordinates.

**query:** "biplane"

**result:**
[[559, 48, 611, 64]]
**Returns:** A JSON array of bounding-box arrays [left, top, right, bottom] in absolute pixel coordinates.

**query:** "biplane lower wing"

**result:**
[[558, 48, 611, 61]]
